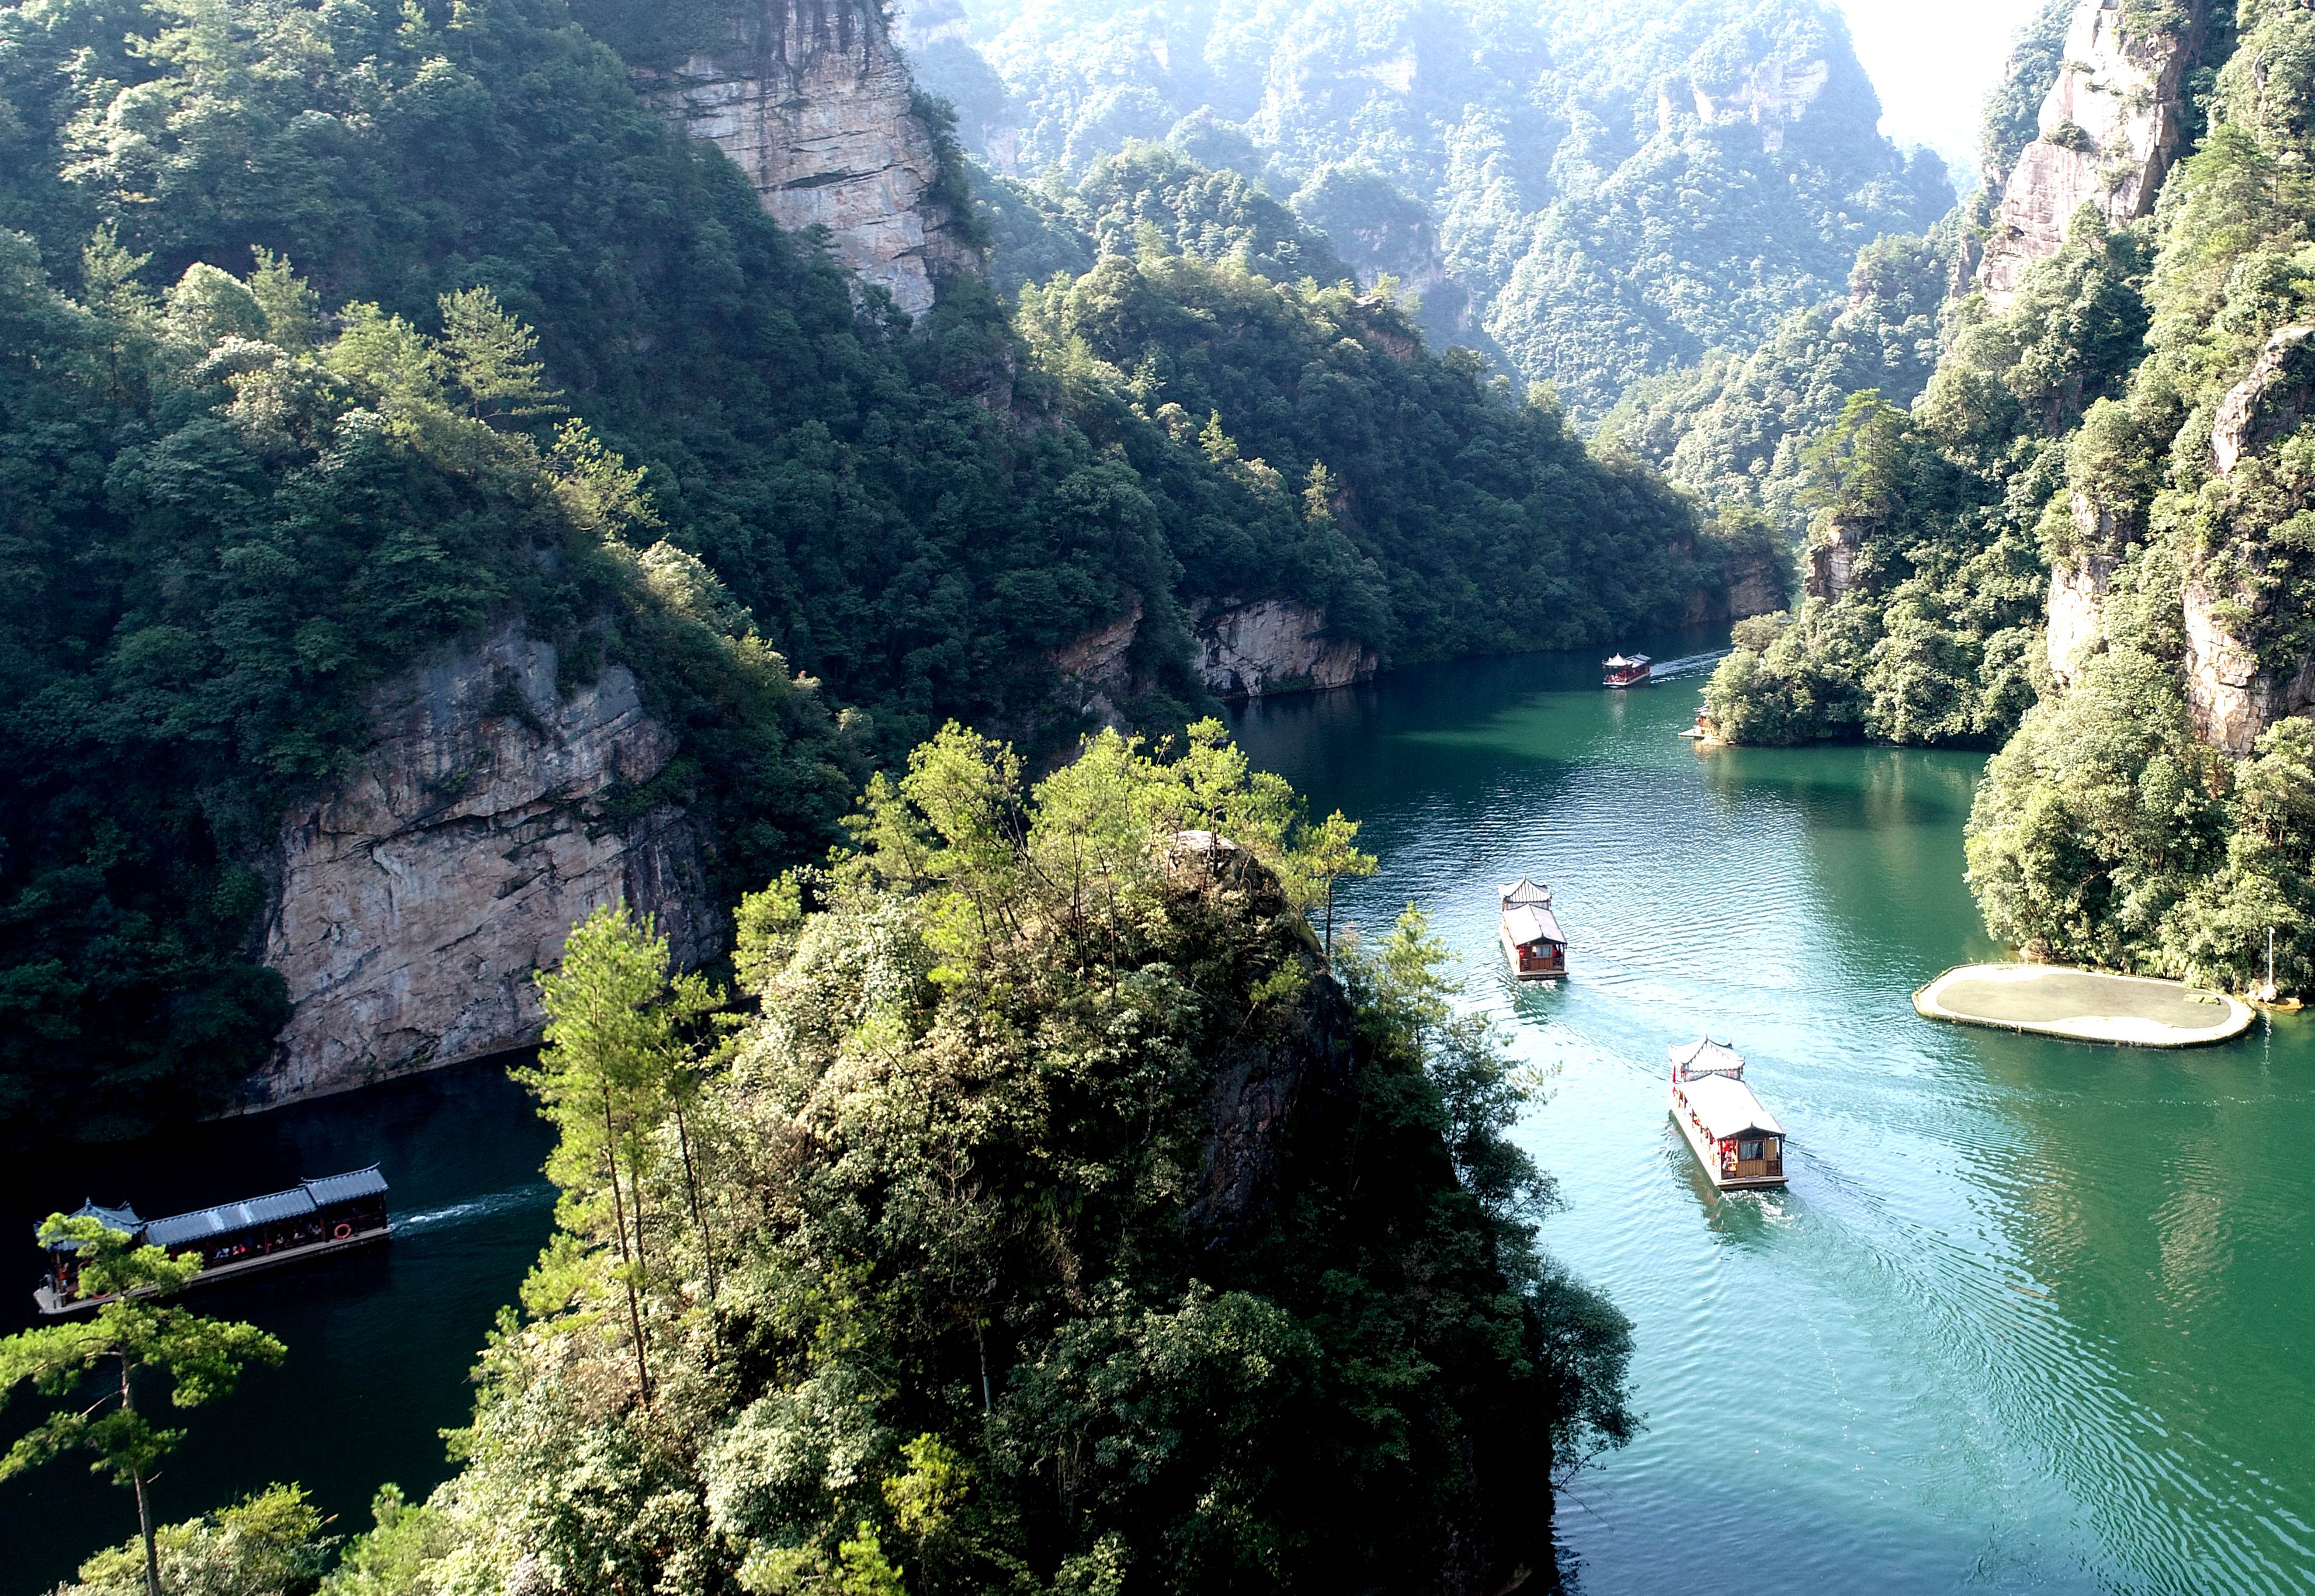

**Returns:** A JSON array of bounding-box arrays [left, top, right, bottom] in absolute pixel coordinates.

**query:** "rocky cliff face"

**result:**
[[1803, 518, 1866, 602], [1665, 54, 1831, 154], [2047, 549, 2117, 683], [641, 0, 981, 316], [2183, 325, 2315, 751], [254, 626, 714, 1108], [1196, 600, 1379, 699], [1049, 598, 1144, 727], [1978, 0, 2202, 303]]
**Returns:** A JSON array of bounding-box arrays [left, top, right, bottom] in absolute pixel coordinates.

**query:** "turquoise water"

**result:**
[[6, 639, 2311, 1594], [1229, 639, 2315, 1595]]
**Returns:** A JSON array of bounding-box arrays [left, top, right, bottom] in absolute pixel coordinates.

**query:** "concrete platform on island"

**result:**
[[1913, 964, 2255, 1048]]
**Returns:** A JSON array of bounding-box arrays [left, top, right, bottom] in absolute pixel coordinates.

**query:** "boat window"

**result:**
[[1738, 1139, 1764, 1161]]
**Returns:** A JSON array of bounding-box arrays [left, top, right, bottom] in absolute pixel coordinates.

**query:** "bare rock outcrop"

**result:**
[[1803, 518, 1867, 602], [1049, 598, 1144, 727], [1196, 600, 1379, 699], [2047, 551, 2118, 683], [2211, 324, 2315, 476], [2181, 326, 2315, 750], [2183, 582, 2315, 754], [642, 0, 981, 316], [254, 625, 714, 1108], [1977, 0, 2202, 303]]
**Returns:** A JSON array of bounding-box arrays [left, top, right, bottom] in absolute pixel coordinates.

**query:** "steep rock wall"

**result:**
[[2047, 549, 2118, 683], [2184, 325, 2315, 751], [1977, 0, 2202, 303], [1049, 598, 1144, 728], [254, 626, 714, 1108], [1803, 518, 1866, 602], [1196, 600, 1379, 699], [641, 0, 981, 315]]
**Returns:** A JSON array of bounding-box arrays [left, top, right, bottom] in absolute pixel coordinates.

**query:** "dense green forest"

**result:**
[[27, 729, 1634, 1595], [0, 0, 1722, 1142], [1704, 0, 2315, 994], [907, 0, 1953, 415]]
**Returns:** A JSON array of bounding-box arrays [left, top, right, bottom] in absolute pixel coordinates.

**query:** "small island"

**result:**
[[1913, 964, 2256, 1048]]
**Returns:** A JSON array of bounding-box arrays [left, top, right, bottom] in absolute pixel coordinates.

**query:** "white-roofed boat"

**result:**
[[1498, 879, 1566, 980], [1668, 1039, 1786, 1189]]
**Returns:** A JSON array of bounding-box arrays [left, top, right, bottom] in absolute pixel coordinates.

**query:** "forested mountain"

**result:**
[[1705, 0, 2315, 994], [904, 0, 1953, 415], [0, 0, 1723, 1144]]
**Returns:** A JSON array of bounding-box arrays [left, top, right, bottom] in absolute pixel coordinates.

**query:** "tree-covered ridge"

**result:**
[[1706, 0, 2315, 994], [284, 728, 1624, 1595], [0, 218, 858, 1137], [978, 141, 1349, 297], [1601, 230, 1955, 543], [13, 726, 1633, 1592], [910, 0, 1952, 414], [1018, 248, 1725, 659]]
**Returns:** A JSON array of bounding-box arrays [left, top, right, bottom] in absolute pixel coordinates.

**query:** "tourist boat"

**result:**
[[1667, 1040, 1786, 1189], [34, 1167, 390, 1316], [1603, 653, 1653, 688], [1499, 878, 1567, 981]]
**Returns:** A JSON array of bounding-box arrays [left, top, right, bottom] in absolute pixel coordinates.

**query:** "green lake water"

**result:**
[[1228, 637, 2315, 1595], [5, 637, 2311, 1593]]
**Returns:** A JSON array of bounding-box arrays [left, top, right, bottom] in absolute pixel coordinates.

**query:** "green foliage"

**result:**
[[1603, 230, 1955, 538], [977, 141, 1349, 297], [1706, 210, 2152, 749], [342, 724, 1630, 1594], [2, 1218, 287, 1596], [1962, 646, 2315, 989], [1979, 0, 2082, 181], [1018, 244, 1712, 660], [0, 215, 853, 1142], [929, 0, 1952, 413], [63, 1484, 339, 1596]]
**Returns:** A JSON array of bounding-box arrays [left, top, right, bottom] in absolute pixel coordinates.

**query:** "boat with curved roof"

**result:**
[[1668, 1039, 1786, 1189]]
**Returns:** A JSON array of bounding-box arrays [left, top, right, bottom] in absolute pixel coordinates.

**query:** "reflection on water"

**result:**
[[1232, 637, 2315, 1596]]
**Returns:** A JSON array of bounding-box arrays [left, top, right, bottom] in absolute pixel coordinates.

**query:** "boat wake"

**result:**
[[390, 1184, 555, 1235], [1646, 649, 1731, 682]]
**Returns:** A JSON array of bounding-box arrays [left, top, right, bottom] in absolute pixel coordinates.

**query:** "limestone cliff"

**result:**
[[2183, 325, 2315, 751], [641, 0, 981, 316], [1049, 598, 1144, 727], [1977, 0, 2203, 303], [1803, 518, 1867, 603], [1196, 600, 1379, 699], [253, 626, 714, 1108]]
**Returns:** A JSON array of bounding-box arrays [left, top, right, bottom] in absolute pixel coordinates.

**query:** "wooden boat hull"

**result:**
[[33, 1223, 391, 1316], [1670, 1088, 1787, 1190]]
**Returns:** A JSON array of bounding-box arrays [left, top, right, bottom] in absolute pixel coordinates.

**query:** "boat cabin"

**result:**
[[37, 1167, 390, 1314], [1668, 1039, 1787, 1189], [1499, 878, 1567, 980], [1604, 653, 1653, 688]]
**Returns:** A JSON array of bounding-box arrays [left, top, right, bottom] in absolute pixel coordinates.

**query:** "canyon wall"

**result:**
[[641, 0, 981, 316], [1977, 0, 2202, 303], [253, 626, 715, 1109]]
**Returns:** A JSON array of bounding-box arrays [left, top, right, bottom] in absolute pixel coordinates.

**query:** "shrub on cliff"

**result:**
[[341, 725, 1632, 1596]]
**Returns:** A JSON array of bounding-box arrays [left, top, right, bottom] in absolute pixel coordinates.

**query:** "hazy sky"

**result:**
[[1832, 0, 2049, 168]]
